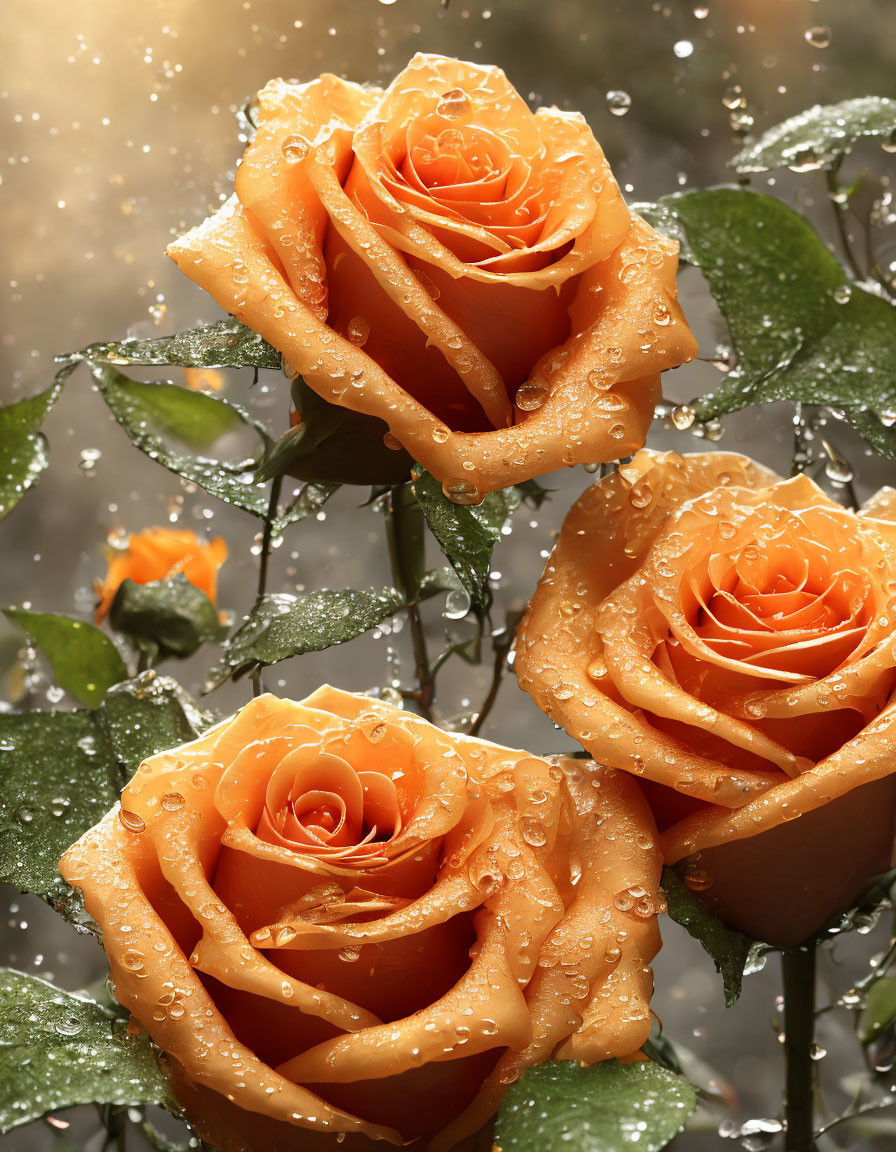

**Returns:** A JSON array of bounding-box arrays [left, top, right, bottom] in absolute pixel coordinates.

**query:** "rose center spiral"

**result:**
[[257, 751, 404, 859]]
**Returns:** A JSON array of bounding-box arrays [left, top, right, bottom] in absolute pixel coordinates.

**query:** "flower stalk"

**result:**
[[781, 943, 818, 1151], [386, 484, 434, 721]]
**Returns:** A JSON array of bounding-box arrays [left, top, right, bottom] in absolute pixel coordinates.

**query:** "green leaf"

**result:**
[[4, 609, 128, 707], [109, 576, 227, 660], [208, 587, 406, 687], [67, 315, 281, 370], [859, 977, 896, 1045], [0, 676, 205, 920], [95, 674, 209, 776], [272, 480, 340, 535], [662, 868, 758, 1007], [255, 376, 412, 486], [412, 469, 523, 608], [0, 710, 119, 915], [0, 968, 176, 1132], [0, 372, 68, 519], [101, 378, 247, 451], [731, 97, 896, 173], [91, 363, 273, 515], [659, 187, 896, 455], [494, 1060, 697, 1152]]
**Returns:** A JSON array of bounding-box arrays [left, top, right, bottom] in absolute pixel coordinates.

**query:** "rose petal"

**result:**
[[235, 76, 380, 317], [59, 813, 398, 1142]]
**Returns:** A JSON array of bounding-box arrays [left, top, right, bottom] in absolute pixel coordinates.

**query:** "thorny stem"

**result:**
[[826, 167, 865, 282], [386, 485, 434, 721], [782, 943, 819, 1151], [256, 474, 283, 604]]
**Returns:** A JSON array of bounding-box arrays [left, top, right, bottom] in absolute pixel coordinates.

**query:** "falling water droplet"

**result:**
[[804, 25, 831, 49], [605, 90, 631, 117], [79, 448, 102, 475]]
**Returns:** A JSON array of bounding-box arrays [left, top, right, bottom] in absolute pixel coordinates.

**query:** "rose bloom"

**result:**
[[95, 528, 227, 623], [60, 688, 662, 1150], [516, 450, 896, 946], [167, 54, 696, 498]]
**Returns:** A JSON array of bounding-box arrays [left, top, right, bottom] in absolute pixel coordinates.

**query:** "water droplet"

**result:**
[[729, 108, 755, 132], [833, 284, 851, 304], [671, 404, 696, 430], [347, 316, 370, 347], [653, 302, 671, 326], [120, 949, 145, 972], [383, 432, 403, 451], [442, 478, 482, 506], [339, 946, 361, 963], [608, 423, 626, 440], [54, 1015, 83, 1037], [119, 809, 146, 834], [824, 456, 853, 484], [436, 88, 472, 119], [628, 482, 653, 509], [520, 817, 547, 848], [515, 382, 548, 412], [684, 868, 713, 892], [804, 25, 831, 49], [673, 40, 694, 58], [788, 148, 821, 173], [281, 134, 310, 163], [431, 425, 450, 444], [444, 588, 472, 620], [160, 792, 185, 812], [722, 86, 745, 110], [79, 448, 102, 475], [605, 90, 631, 117]]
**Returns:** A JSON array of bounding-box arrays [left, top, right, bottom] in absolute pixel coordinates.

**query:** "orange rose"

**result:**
[[167, 54, 696, 497], [516, 451, 896, 946], [95, 528, 227, 623], [60, 688, 661, 1151]]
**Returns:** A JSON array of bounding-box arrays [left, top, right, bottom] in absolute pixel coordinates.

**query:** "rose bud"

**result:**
[[167, 54, 696, 497], [94, 528, 227, 623], [516, 451, 896, 947], [60, 688, 662, 1150]]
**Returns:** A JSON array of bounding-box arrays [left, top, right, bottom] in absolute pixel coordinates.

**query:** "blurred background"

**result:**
[[2, 0, 896, 1148]]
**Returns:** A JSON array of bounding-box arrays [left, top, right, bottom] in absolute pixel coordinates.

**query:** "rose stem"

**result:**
[[386, 484, 434, 721], [469, 621, 516, 738], [256, 474, 283, 603], [825, 164, 864, 282], [781, 942, 819, 1151], [246, 474, 283, 699]]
